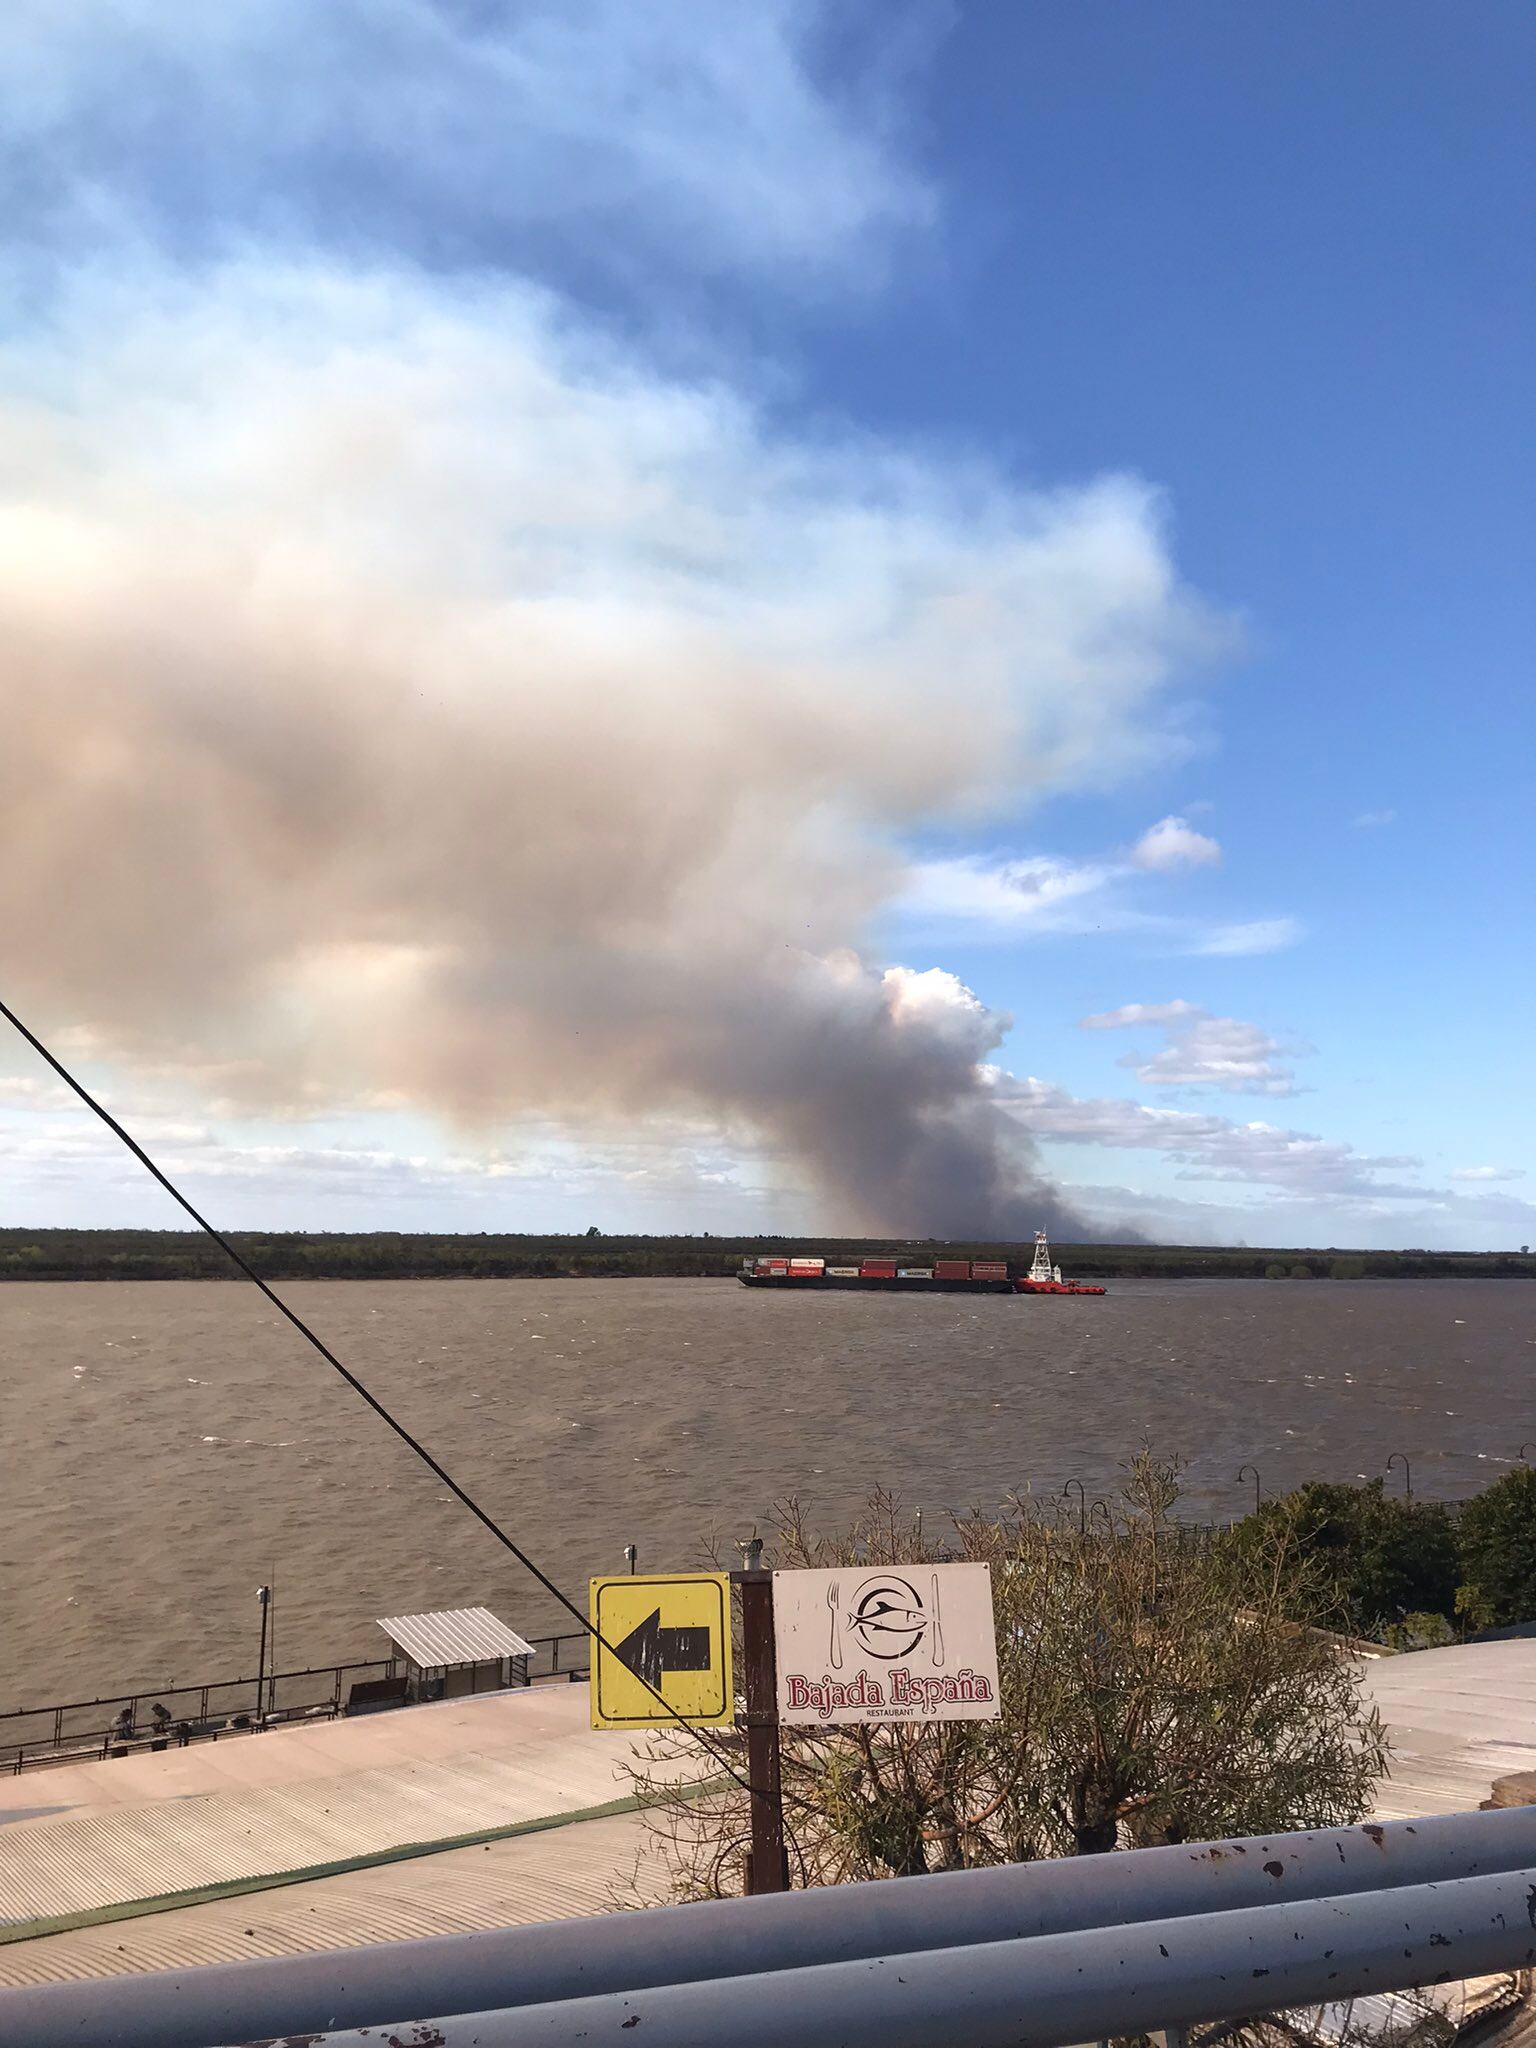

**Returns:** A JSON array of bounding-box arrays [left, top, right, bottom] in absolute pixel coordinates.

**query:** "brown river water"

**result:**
[[2, 1276, 1532, 1705]]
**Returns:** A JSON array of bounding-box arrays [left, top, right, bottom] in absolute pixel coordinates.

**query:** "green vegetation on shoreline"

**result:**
[[0, 1226, 1531, 1283], [1236, 1466, 1536, 1646]]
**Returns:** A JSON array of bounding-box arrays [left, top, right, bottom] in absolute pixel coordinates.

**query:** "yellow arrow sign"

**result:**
[[589, 1572, 734, 1730]]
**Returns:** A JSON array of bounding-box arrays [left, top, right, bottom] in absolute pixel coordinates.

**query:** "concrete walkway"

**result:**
[[1361, 1637, 1536, 1819]]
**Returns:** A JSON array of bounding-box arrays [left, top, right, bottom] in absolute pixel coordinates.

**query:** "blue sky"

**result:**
[[0, 1, 1530, 1248]]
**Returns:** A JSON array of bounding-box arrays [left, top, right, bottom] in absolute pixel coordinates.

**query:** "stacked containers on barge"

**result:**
[[738, 1255, 1013, 1291], [738, 1235, 1102, 1294]]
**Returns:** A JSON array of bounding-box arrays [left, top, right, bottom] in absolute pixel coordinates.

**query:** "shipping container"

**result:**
[[740, 1232, 1101, 1296]]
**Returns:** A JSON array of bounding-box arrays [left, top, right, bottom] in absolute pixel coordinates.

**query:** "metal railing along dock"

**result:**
[[0, 1631, 592, 1773]]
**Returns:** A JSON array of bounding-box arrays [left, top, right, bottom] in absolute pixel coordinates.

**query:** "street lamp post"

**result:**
[[254, 1585, 271, 1726], [1386, 1452, 1412, 1501], [1238, 1464, 1262, 1516]]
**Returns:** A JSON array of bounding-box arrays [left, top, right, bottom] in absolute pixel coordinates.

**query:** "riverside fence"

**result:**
[[0, 1630, 593, 1774]]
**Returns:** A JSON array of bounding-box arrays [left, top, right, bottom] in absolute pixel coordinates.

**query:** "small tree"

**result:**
[[1382, 1610, 1456, 1652], [1455, 1465, 1536, 1629], [626, 1457, 1388, 1897]]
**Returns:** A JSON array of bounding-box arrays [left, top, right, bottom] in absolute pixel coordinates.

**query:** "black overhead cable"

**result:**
[[0, 992, 759, 1799]]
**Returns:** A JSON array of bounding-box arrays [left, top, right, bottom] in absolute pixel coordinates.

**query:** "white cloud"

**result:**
[[0, 1075, 74, 1108], [995, 1073, 1429, 1203], [1451, 1166, 1526, 1183], [899, 853, 1121, 932], [4, 0, 932, 290], [1130, 814, 1221, 871], [1079, 1000, 1308, 1096], [1352, 809, 1397, 830], [1193, 917, 1304, 956], [898, 842, 1295, 957], [0, 1099, 782, 1228]]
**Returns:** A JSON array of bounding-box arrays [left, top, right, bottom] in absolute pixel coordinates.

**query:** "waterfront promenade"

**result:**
[[2, 1640, 1535, 1991]]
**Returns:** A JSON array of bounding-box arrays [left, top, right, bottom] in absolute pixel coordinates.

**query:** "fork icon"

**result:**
[[827, 1581, 842, 1669]]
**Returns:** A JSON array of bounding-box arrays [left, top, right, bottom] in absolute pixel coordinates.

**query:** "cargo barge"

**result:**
[[739, 1232, 1106, 1296]]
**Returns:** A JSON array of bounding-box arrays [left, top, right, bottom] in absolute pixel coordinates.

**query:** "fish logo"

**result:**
[[846, 1573, 929, 1661]]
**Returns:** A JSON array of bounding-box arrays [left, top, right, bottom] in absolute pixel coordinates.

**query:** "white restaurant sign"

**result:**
[[772, 1563, 1001, 1726]]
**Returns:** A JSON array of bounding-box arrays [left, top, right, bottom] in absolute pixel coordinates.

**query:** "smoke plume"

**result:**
[[0, 262, 1214, 1232]]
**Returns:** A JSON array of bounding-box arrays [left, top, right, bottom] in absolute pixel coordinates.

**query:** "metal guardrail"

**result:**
[[252, 1874, 1536, 2047], [5, 1806, 1535, 2048], [0, 1632, 592, 1773]]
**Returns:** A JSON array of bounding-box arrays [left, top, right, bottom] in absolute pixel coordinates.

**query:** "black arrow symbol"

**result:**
[[613, 1609, 713, 1690]]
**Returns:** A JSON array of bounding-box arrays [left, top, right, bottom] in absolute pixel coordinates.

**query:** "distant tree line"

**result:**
[[0, 1227, 1531, 1284]]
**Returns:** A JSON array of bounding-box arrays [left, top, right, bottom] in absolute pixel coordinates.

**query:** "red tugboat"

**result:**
[[1013, 1230, 1106, 1296], [737, 1230, 1105, 1295]]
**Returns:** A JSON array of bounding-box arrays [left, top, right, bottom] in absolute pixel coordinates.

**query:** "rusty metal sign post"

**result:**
[[734, 1537, 788, 1896]]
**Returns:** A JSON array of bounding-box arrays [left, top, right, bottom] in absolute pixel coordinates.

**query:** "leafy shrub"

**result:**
[[1455, 1465, 1536, 1629], [1237, 1480, 1458, 1639], [1383, 1610, 1457, 1652]]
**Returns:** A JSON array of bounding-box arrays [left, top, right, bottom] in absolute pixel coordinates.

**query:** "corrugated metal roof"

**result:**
[[0, 1811, 672, 1987], [0, 1741, 629, 1927], [376, 1607, 535, 1669]]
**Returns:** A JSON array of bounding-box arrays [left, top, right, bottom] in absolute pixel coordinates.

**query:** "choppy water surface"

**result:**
[[2, 1276, 1532, 1702]]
